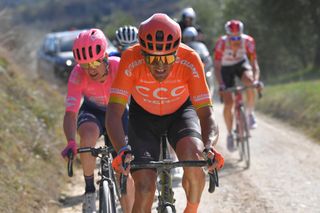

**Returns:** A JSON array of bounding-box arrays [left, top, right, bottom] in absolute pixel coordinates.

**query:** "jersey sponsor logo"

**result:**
[[124, 59, 144, 77], [192, 93, 211, 102], [65, 96, 77, 107], [142, 97, 181, 105], [246, 40, 255, 53], [111, 88, 129, 97], [88, 96, 106, 106], [69, 69, 82, 84], [176, 57, 200, 78], [135, 85, 186, 100], [139, 79, 156, 84]]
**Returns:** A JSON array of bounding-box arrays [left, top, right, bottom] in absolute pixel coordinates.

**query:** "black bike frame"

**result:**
[[124, 135, 219, 213], [68, 146, 119, 213]]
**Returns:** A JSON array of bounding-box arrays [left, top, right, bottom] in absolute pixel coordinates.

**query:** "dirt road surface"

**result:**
[[58, 103, 320, 213]]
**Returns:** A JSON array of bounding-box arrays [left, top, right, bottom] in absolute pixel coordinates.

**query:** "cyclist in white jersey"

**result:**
[[213, 20, 262, 151]]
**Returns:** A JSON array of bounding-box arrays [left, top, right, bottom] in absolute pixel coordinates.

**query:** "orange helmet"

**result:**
[[138, 13, 181, 55]]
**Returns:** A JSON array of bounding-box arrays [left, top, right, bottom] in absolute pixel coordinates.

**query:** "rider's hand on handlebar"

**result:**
[[61, 140, 78, 160], [203, 147, 224, 172], [219, 84, 226, 102], [253, 80, 264, 90], [112, 146, 134, 175], [219, 84, 226, 92]]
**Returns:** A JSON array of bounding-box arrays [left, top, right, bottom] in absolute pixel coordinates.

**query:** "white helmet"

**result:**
[[183, 27, 198, 40], [181, 7, 196, 19], [115, 25, 138, 46]]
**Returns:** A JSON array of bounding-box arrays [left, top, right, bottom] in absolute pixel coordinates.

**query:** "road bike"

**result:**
[[67, 146, 120, 213], [225, 83, 262, 168], [121, 135, 219, 213]]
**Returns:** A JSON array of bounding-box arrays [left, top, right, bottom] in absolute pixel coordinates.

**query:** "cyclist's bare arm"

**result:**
[[105, 102, 127, 152], [251, 58, 260, 81], [63, 111, 78, 142], [196, 106, 219, 147], [214, 59, 223, 85], [246, 39, 260, 82]]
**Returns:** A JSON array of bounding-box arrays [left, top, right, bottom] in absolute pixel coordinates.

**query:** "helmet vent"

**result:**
[[126, 28, 131, 40], [140, 37, 146, 48], [156, 43, 162, 51], [147, 34, 153, 41], [167, 34, 173, 41], [147, 42, 153, 50], [165, 43, 171, 51], [96, 45, 101, 55], [76, 49, 81, 60], [155, 31, 164, 41], [173, 39, 180, 48], [88, 46, 93, 58], [82, 47, 87, 60]]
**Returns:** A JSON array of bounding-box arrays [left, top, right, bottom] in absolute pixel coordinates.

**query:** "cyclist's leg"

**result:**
[[221, 65, 236, 135], [238, 61, 256, 127], [221, 65, 237, 150], [105, 105, 134, 213], [176, 137, 205, 212], [78, 122, 100, 177], [77, 107, 102, 212], [128, 98, 164, 212], [77, 109, 102, 190], [167, 101, 205, 213], [131, 170, 158, 212]]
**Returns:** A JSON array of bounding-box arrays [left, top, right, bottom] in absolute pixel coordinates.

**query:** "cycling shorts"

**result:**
[[221, 59, 252, 88], [77, 99, 129, 147], [128, 97, 202, 165]]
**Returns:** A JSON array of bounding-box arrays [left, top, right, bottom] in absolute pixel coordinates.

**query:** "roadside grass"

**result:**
[[0, 56, 67, 212], [256, 79, 320, 143], [266, 66, 320, 85]]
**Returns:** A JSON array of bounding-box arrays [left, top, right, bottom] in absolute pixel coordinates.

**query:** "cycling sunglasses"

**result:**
[[230, 36, 241, 41], [143, 52, 176, 65], [80, 57, 108, 69]]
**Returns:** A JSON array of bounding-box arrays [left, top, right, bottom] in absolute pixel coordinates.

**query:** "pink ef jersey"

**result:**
[[214, 34, 256, 66], [65, 56, 120, 112]]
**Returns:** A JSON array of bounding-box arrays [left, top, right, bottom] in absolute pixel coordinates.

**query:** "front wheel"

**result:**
[[99, 180, 117, 213], [159, 204, 175, 213], [239, 107, 250, 168]]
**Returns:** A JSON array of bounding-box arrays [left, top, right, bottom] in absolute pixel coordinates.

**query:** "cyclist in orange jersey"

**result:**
[[105, 13, 224, 213]]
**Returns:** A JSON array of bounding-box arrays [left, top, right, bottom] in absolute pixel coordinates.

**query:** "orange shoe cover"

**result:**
[[183, 201, 199, 213]]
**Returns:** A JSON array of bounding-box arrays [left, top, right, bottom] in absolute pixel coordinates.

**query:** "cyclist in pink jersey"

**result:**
[[214, 20, 262, 151], [106, 13, 224, 213], [60, 28, 133, 213]]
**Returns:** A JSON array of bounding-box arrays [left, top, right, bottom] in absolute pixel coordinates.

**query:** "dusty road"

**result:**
[[58, 103, 320, 213]]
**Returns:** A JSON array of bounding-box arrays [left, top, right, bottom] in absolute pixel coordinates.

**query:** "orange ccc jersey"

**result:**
[[109, 43, 212, 116]]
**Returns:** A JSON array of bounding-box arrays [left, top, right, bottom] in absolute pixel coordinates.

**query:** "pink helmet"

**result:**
[[225, 20, 244, 36], [138, 13, 181, 55], [72, 28, 108, 64]]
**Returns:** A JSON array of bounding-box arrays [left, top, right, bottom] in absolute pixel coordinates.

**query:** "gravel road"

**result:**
[[58, 103, 320, 213]]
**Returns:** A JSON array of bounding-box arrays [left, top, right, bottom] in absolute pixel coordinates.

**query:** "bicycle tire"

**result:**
[[235, 109, 244, 161], [164, 205, 174, 213], [99, 180, 117, 213], [239, 108, 250, 168]]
